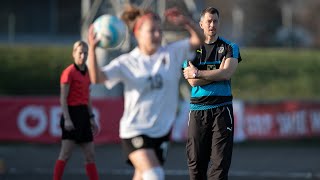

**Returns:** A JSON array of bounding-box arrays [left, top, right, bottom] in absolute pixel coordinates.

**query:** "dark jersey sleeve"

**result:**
[[226, 43, 242, 63]]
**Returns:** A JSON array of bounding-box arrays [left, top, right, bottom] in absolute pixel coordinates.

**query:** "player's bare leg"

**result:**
[[129, 149, 164, 180], [58, 140, 76, 161], [80, 142, 95, 163]]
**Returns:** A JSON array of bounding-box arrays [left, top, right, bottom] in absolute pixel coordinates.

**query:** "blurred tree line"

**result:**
[[1, 46, 320, 101]]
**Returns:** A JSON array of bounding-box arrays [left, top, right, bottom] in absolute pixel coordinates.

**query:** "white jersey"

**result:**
[[101, 38, 195, 138]]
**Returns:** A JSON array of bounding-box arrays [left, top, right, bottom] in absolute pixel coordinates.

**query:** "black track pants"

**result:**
[[186, 104, 234, 180]]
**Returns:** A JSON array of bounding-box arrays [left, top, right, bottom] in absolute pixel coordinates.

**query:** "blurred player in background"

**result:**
[[87, 4, 204, 180], [53, 41, 99, 180], [183, 7, 242, 180]]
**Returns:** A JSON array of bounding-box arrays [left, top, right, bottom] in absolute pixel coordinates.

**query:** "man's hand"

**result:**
[[183, 61, 199, 79]]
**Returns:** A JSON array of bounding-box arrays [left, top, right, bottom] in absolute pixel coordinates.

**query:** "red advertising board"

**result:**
[[1, 97, 320, 144], [0, 97, 123, 144], [243, 101, 320, 139]]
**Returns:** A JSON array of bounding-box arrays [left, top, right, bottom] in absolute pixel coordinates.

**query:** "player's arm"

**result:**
[[184, 57, 238, 82], [184, 16, 204, 50], [60, 84, 74, 131], [186, 78, 213, 87], [164, 7, 204, 50], [87, 25, 108, 84], [183, 62, 215, 87], [198, 57, 238, 81]]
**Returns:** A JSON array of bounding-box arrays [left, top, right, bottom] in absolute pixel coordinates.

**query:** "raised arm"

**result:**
[[87, 25, 108, 84], [165, 7, 204, 50]]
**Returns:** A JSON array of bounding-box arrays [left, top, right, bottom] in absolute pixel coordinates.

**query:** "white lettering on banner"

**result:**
[[246, 114, 273, 135], [18, 106, 48, 137], [310, 111, 320, 133], [17, 105, 100, 138], [50, 106, 62, 137], [276, 111, 307, 135]]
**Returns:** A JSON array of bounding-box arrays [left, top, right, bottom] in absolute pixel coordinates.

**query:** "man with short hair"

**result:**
[[183, 6, 242, 180]]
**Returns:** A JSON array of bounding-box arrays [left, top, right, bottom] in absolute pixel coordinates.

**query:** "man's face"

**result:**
[[199, 12, 219, 38]]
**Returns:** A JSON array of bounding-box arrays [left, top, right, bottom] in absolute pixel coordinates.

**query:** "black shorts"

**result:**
[[60, 105, 93, 144], [121, 133, 171, 166]]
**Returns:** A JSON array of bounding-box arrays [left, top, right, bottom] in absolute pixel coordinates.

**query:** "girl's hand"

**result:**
[[88, 25, 100, 48], [164, 7, 189, 27]]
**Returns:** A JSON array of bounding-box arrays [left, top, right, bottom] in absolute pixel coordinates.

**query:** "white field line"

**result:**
[[4, 167, 320, 179]]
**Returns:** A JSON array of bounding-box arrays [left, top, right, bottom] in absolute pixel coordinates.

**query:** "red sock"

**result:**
[[85, 162, 99, 180], [53, 160, 66, 180]]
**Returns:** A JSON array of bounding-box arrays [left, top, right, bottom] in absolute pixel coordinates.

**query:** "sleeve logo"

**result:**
[[218, 47, 224, 53]]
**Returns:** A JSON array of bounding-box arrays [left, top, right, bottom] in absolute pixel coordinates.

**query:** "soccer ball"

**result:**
[[93, 14, 127, 49]]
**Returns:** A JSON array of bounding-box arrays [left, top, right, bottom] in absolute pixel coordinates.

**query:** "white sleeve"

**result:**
[[166, 38, 195, 65], [101, 59, 124, 89]]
